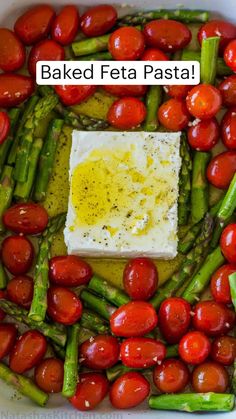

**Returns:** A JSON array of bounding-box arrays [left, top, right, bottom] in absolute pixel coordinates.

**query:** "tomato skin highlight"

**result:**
[[198, 20, 236, 53], [35, 358, 64, 393], [103, 85, 147, 97], [14, 5, 55, 45], [210, 264, 235, 304], [153, 359, 190, 393], [80, 5, 117, 37], [221, 108, 236, 150], [1, 236, 34, 276], [187, 118, 219, 151], [0, 323, 17, 360], [207, 151, 236, 189], [211, 336, 236, 366], [3, 203, 48, 235], [9, 330, 47, 374], [0, 28, 25, 72], [28, 39, 65, 77], [80, 335, 120, 370], [0, 112, 10, 145], [159, 297, 191, 344], [220, 223, 236, 264], [144, 19, 191, 52], [108, 27, 145, 61], [7, 275, 34, 309], [141, 47, 168, 61], [0, 74, 34, 108], [51, 5, 79, 46], [186, 84, 222, 120], [110, 372, 150, 409], [224, 39, 236, 71], [47, 286, 83, 325], [54, 85, 96, 106], [110, 301, 158, 337], [123, 257, 158, 301], [158, 98, 190, 131], [179, 331, 211, 364], [107, 97, 146, 130], [192, 361, 229, 393], [69, 373, 109, 411], [165, 85, 192, 99], [49, 255, 92, 287], [192, 300, 230, 337], [219, 75, 236, 107], [120, 337, 166, 368]]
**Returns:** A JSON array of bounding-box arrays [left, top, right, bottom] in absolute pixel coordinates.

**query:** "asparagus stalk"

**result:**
[[80, 289, 116, 320], [178, 134, 192, 226], [0, 261, 8, 290], [0, 108, 21, 172], [106, 364, 142, 382], [149, 393, 235, 412], [34, 119, 64, 202], [166, 344, 179, 358], [229, 273, 236, 312], [62, 324, 80, 398], [118, 9, 209, 25], [0, 363, 48, 407], [0, 165, 15, 232], [88, 275, 130, 307], [182, 50, 233, 76], [81, 309, 110, 334], [77, 51, 113, 61], [191, 152, 210, 224], [144, 86, 162, 132], [200, 37, 220, 84], [72, 34, 110, 56]]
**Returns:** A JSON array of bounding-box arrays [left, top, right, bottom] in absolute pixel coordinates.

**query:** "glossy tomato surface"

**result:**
[[193, 300, 230, 337], [28, 39, 65, 77], [159, 297, 191, 344], [80, 5, 117, 37], [198, 20, 236, 53], [165, 85, 192, 99], [192, 361, 229, 393], [80, 335, 120, 370], [107, 97, 146, 129], [158, 98, 190, 131], [123, 257, 158, 300], [186, 84, 222, 120], [0, 323, 17, 360], [0, 112, 10, 145], [49, 255, 92, 287], [0, 74, 34, 108], [51, 5, 79, 45], [103, 85, 147, 97], [120, 337, 166, 368], [35, 358, 64, 393], [220, 224, 236, 264], [70, 373, 109, 411], [179, 331, 211, 364], [187, 118, 219, 151], [141, 47, 168, 61], [144, 19, 191, 52], [10, 330, 47, 373], [47, 286, 83, 325], [108, 27, 145, 60], [0, 28, 25, 72], [207, 151, 236, 189], [211, 336, 236, 365], [55, 85, 96, 106], [221, 108, 236, 149], [210, 264, 235, 304], [110, 372, 150, 409], [1, 235, 34, 275], [3, 203, 48, 235], [7, 275, 34, 309], [153, 359, 190, 393], [219, 75, 236, 107], [224, 39, 236, 71]]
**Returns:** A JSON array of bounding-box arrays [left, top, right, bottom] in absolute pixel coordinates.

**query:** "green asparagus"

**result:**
[[0, 261, 8, 290], [81, 309, 110, 334], [200, 37, 220, 84], [182, 50, 233, 76], [62, 324, 80, 398], [72, 34, 110, 56], [88, 275, 130, 307], [178, 134, 192, 226], [118, 9, 209, 25], [78, 51, 113, 61], [106, 364, 143, 381], [178, 221, 202, 254], [166, 344, 179, 358], [144, 86, 162, 132], [229, 273, 236, 312], [0, 165, 15, 232], [80, 289, 116, 320], [191, 152, 210, 224], [0, 108, 21, 172]]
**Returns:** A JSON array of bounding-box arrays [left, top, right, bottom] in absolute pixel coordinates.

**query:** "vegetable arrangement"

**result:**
[[0, 2, 235, 414]]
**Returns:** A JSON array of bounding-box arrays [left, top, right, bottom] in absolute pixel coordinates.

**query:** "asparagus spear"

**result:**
[[229, 273, 236, 312], [81, 309, 110, 334], [34, 119, 64, 202], [178, 134, 192, 226], [166, 344, 179, 358], [80, 289, 116, 320], [200, 37, 220, 84], [191, 152, 210, 224], [118, 9, 209, 25], [149, 393, 235, 412], [77, 51, 113, 61], [182, 50, 233, 76], [0, 165, 15, 232], [0, 261, 8, 290], [0, 363, 48, 407], [72, 34, 110, 56], [0, 108, 21, 172], [62, 324, 80, 398], [144, 86, 162, 132], [88, 275, 130, 307]]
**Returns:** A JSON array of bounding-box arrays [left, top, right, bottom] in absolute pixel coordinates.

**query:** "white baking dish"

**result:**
[[0, 0, 235, 417]]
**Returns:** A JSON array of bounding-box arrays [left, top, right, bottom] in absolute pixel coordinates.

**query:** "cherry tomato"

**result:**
[[141, 47, 168, 61], [224, 40, 236, 71], [143, 19, 191, 52], [110, 301, 158, 337], [108, 27, 145, 61], [49, 255, 92, 287], [103, 85, 147, 97], [107, 97, 146, 130], [220, 224, 236, 264], [221, 108, 236, 150], [28, 39, 65, 77], [219, 75, 236, 107], [120, 337, 166, 368], [0, 291, 6, 321], [69, 373, 109, 411], [186, 84, 222, 120], [223, 307, 236, 333], [34, 358, 64, 393], [0, 112, 10, 145], [80, 5, 117, 37], [51, 5, 79, 46], [210, 264, 235, 304], [80, 335, 120, 370], [179, 331, 211, 364], [14, 5, 55, 45], [193, 300, 230, 337], [7, 275, 34, 309], [207, 151, 236, 189], [212, 336, 236, 366], [123, 257, 158, 301], [110, 372, 150, 409], [0, 28, 25, 72], [158, 98, 190, 131], [159, 297, 191, 344], [198, 20, 236, 54], [47, 286, 83, 325], [0, 323, 17, 359], [0, 74, 34, 108], [153, 359, 190, 393], [3, 203, 48, 235], [187, 118, 219, 151], [192, 361, 229, 393], [10, 330, 47, 373], [54, 85, 96, 106], [1, 236, 34, 276], [165, 85, 192, 99]]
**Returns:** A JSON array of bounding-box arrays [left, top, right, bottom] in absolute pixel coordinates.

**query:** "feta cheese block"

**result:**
[[64, 131, 181, 258]]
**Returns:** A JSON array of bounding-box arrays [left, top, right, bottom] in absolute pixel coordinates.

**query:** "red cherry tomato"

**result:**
[[51, 5, 79, 46], [220, 224, 236, 264], [14, 5, 55, 45], [54, 85, 96, 106], [49, 255, 92, 287], [165, 85, 192, 99], [158, 98, 190, 131], [10, 330, 47, 373], [123, 257, 158, 301], [0, 74, 34, 108], [108, 27, 145, 61], [211, 336, 236, 365], [198, 20, 236, 54], [143, 19, 191, 52], [159, 297, 191, 344], [210, 264, 235, 304], [0, 112, 10, 145], [153, 359, 190, 393], [224, 40, 236, 71], [1, 236, 34, 276], [0, 291, 6, 321], [192, 361, 229, 393], [35, 358, 64, 393], [186, 84, 222, 120], [141, 47, 168, 61], [0, 323, 17, 359], [28, 39, 65, 77], [187, 118, 219, 151], [110, 372, 150, 409], [223, 307, 236, 333], [3, 203, 48, 235], [221, 108, 236, 150], [207, 151, 236, 189], [80, 5, 117, 37], [103, 85, 147, 97], [0, 28, 25, 72], [107, 97, 146, 130], [70, 373, 109, 411], [179, 331, 211, 364], [120, 337, 166, 368], [219, 75, 236, 107], [7, 275, 34, 309], [47, 286, 83, 325], [193, 300, 230, 337], [80, 335, 120, 370], [110, 301, 158, 337]]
